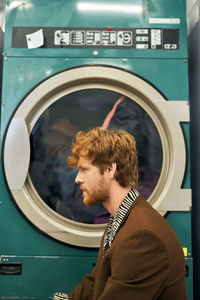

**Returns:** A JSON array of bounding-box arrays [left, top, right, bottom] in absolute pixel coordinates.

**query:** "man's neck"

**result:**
[[103, 183, 131, 217]]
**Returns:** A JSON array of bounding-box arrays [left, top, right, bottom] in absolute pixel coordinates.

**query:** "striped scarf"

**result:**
[[103, 188, 139, 256]]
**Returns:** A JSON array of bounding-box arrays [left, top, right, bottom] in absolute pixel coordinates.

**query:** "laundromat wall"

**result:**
[[0, 0, 193, 299], [188, 2, 200, 298]]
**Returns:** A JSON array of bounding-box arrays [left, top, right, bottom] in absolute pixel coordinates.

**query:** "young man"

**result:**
[[54, 127, 187, 300]]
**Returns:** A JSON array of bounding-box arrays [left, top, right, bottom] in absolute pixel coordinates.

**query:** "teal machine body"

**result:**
[[0, 0, 193, 299]]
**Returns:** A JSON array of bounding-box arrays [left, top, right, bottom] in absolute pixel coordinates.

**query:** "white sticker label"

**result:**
[[55, 30, 70, 45], [136, 29, 148, 35], [136, 44, 149, 49], [136, 36, 148, 42], [86, 31, 101, 45], [151, 29, 161, 46], [149, 18, 180, 24], [164, 44, 177, 49], [117, 31, 132, 46], [26, 29, 44, 49], [102, 31, 116, 45]]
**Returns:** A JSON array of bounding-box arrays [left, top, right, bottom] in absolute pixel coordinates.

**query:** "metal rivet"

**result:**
[[93, 51, 98, 56]]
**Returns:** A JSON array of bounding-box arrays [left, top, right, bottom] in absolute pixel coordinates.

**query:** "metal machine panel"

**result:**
[[4, 0, 187, 59], [0, 255, 96, 298]]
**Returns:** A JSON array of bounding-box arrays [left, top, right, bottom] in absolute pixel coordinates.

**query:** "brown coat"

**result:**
[[69, 195, 187, 300]]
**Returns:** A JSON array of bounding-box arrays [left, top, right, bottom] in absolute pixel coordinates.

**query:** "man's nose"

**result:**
[[75, 171, 82, 184]]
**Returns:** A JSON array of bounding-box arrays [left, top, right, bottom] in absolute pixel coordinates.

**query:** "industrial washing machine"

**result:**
[[0, 0, 193, 299]]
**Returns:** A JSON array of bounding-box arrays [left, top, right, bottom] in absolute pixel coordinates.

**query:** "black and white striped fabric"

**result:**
[[103, 188, 139, 256]]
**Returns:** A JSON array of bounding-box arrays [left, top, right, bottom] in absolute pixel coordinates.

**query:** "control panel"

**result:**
[[12, 27, 180, 50]]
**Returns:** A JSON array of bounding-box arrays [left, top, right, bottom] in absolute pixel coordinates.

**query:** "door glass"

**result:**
[[29, 89, 163, 224]]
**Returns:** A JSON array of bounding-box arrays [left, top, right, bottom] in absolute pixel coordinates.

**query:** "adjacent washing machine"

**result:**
[[0, 0, 193, 299]]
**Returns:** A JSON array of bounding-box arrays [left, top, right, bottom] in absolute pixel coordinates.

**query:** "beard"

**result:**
[[81, 178, 110, 207]]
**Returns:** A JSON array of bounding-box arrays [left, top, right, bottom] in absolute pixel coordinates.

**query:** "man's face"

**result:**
[[75, 156, 110, 207]]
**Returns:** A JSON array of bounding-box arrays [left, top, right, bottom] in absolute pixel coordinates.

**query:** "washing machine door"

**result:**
[[3, 66, 190, 247]]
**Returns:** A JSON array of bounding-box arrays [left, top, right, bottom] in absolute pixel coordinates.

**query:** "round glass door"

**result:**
[[4, 66, 189, 247], [29, 89, 162, 224]]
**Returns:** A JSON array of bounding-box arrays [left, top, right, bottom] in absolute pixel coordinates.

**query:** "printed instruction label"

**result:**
[[149, 18, 180, 24]]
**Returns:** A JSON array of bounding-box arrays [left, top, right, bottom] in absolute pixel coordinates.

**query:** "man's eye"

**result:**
[[80, 167, 88, 172]]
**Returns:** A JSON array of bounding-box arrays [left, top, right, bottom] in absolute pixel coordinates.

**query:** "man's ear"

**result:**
[[106, 163, 117, 179]]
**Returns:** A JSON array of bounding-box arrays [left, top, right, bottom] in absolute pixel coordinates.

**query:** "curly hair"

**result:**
[[67, 127, 138, 188]]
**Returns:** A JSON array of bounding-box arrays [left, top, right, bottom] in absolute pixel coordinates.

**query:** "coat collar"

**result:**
[[102, 188, 139, 256]]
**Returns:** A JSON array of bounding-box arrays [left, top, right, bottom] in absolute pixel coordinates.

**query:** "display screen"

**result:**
[[29, 89, 163, 224]]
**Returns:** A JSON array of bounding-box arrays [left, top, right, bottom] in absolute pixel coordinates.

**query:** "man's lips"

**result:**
[[80, 186, 87, 193]]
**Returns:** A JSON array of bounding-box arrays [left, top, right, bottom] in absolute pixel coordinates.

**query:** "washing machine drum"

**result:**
[[3, 66, 189, 247]]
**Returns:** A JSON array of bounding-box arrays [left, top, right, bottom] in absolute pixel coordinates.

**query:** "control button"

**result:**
[[172, 44, 177, 49], [117, 31, 132, 46], [54, 30, 70, 45], [136, 29, 148, 34], [86, 31, 101, 45], [136, 36, 148, 42], [151, 29, 161, 46], [71, 31, 85, 45], [136, 44, 149, 49], [164, 44, 177, 49], [102, 31, 116, 45]]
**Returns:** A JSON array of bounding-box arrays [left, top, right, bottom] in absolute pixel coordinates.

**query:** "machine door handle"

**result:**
[[0, 263, 22, 275], [4, 118, 30, 190]]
